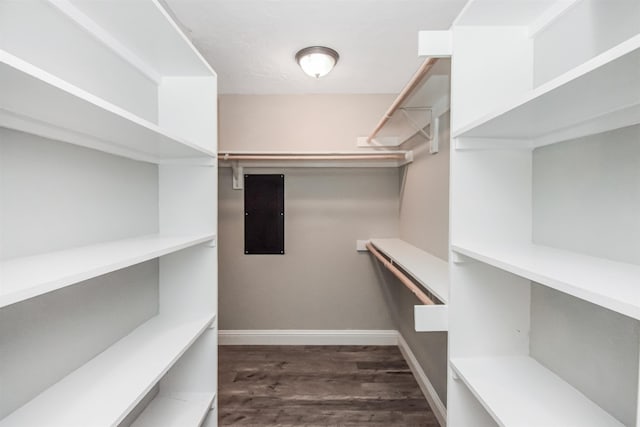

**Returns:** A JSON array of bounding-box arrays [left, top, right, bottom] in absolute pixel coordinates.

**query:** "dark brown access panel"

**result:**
[[244, 174, 284, 255]]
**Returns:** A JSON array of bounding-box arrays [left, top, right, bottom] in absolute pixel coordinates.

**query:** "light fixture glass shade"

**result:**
[[295, 46, 339, 78]]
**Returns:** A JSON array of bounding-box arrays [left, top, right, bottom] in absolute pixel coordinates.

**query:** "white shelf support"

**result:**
[[430, 115, 440, 154], [231, 161, 243, 190], [364, 58, 439, 145], [399, 106, 433, 141]]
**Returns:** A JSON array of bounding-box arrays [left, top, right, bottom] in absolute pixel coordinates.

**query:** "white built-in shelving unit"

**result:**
[[368, 238, 449, 332], [0, 1, 218, 426], [443, 0, 640, 426]]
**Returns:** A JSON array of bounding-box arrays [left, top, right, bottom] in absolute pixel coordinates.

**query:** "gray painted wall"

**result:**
[[393, 112, 451, 405], [217, 94, 399, 331], [218, 94, 396, 152], [399, 112, 450, 261], [532, 125, 640, 426], [218, 167, 397, 330]]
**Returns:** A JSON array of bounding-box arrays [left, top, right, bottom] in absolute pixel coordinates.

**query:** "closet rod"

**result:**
[[366, 57, 439, 143], [220, 153, 407, 161], [366, 242, 435, 305]]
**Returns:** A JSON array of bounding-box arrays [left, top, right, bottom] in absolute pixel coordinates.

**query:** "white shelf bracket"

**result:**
[[231, 161, 243, 190], [398, 107, 442, 155], [399, 107, 433, 142]]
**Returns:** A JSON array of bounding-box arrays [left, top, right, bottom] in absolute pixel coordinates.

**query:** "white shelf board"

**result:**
[[369, 238, 449, 303], [65, 0, 215, 78], [218, 151, 413, 169], [453, 34, 640, 147], [0, 51, 216, 163], [0, 313, 216, 427], [131, 392, 215, 427], [450, 356, 624, 427], [451, 242, 640, 320], [0, 233, 216, 308]]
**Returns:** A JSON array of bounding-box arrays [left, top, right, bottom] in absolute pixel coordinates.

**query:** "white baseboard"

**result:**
[[218, 329, 399, 346], [397, 334, 447, 427]]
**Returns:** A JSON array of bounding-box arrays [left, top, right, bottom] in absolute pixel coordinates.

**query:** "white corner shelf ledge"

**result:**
[[450, 356, 624, 427], [0, 51, 216, 164], [0, 313, 216, 427], [131, 391, 215, 427], [452, 34, 640, 147], [369, 238, 449, 303], [0, 233, 216, 308], [451, 242, 640, 320]]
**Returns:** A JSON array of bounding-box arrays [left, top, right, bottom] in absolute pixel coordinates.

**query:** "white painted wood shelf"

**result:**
[[452, 34, 640, 147], [450, 356, 624, 427], [0, 233, 216, 308], [370, 238, 449, 303], [0, 313, 216, 427], [218, 151, 413, 168], [131, 392, 215, 427], [48, 0, 215, 80], [0, 51, 216, 163], [369, 238, 449, 332], [452, 242, 640, 320]]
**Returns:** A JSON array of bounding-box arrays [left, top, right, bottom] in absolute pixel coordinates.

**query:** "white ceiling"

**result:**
[[165, 0, 467, 94]]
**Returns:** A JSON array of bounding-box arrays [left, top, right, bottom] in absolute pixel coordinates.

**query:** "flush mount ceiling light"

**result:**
[[295, 46, 339, 79]]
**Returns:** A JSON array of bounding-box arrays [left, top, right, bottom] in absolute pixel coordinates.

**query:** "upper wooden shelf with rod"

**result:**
[[219, 151, 413, 166], [358, 55, 451, 150], [366, 58, 438, 144], [218, 151, 414, 189]]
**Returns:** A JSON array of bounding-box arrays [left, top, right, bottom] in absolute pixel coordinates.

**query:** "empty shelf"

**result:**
[[452, 242, 640, 320], [451, 356, 624, 427], [53, 0, 214, 79], [131, 392, 215, 427], [0, 313, 216, 427], [0, 51, 215, 163], [369, 238, 449, 303], [453, 34, 640, 147], [0, 233, 216, 308]]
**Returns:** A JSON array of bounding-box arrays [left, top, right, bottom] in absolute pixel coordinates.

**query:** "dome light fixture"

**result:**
[[295, 46, 339, 79]]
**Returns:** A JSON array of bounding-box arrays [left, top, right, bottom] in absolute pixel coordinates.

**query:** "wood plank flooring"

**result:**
[[218, 345, 438, 426]]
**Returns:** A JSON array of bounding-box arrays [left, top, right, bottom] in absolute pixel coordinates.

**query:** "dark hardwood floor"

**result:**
[[218, 345, 438, 426]]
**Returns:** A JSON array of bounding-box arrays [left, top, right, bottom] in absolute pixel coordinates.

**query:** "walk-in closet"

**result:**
[[1, 0, 638, 426]]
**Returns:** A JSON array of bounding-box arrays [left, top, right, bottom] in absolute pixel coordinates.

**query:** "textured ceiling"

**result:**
[[165, 0, 467, 94]]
